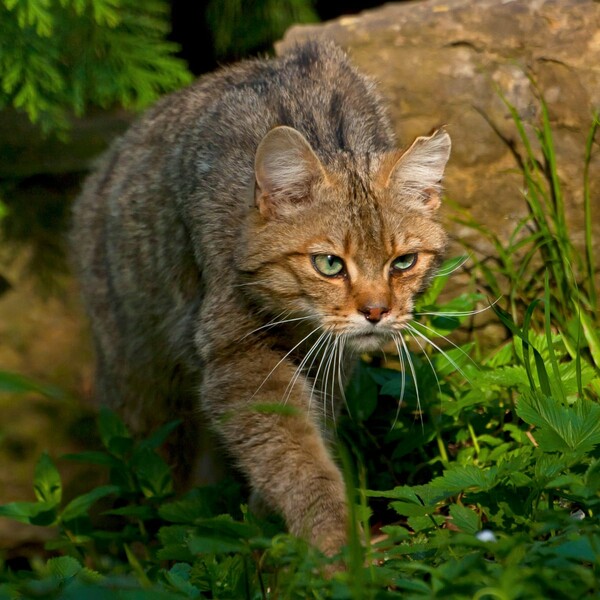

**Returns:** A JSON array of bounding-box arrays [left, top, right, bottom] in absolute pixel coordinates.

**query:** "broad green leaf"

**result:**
[[46, 556, 82, 580], [449, 504, 479, 534], [538, 536, 598, 564], [430, 465, 498, 494], [367, 484, 445, 506], [475, 365, 529, 392], [391, 501, 435, 518], [517, 394, 600, 453], [407, 514, 445, 532]]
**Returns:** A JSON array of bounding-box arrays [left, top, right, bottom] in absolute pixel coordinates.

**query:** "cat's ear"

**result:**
[[254, 126, 327, 217], [384, 129, 451, 212]]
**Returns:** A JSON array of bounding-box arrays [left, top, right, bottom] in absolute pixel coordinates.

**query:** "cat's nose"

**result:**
[[358, 304, 390, 323]]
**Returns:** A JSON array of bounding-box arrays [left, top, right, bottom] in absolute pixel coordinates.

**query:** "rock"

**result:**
[[277, 0, 600, 263]]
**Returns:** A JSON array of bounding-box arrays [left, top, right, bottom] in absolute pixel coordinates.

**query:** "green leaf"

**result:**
[[0, 370, 66, 399], [140, 419, 182, 450], [391, 501, 435, 518], [0, 500, 56, 525], [62, 451, 120, 468], [579, 309, 600, 368], [97, 408, 132, 456], [517, 394, 600, 453], [187, 515, 259, 555], [157, 525, 194, 561], [33, 452, 62, 505], [449, 504, 480, 534], [103, 505, 155, 519], [130, 447, 173, 498], [159, 496, 212, 523], [61, 485, 119, 522], [46, 556, 82, 580], [164, 563, 200, 597], [430, 465, 498, 494]]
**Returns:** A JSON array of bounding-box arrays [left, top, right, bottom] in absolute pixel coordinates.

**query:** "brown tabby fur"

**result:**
[[71, 41, 450, 556]]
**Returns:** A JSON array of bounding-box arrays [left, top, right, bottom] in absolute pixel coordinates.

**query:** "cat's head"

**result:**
[[239, 125, 450, 352]]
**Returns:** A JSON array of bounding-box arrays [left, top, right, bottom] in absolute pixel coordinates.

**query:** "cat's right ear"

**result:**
[[254, 126, 327, 218], [384, 128, 451, 213]]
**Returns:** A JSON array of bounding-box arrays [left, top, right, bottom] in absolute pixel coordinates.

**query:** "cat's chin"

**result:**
[[345, 331, 390, 353]]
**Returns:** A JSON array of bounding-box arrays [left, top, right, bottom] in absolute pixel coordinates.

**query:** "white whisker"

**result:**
[[308, 333, 334, 418], [239, 312, 313, 341], [414, 296, 501, 318], [408, 320, 478, 372], [433, 255, 470, 277], [408, 329, 441, 395], [336, 334, 348, 413], [391, 335, 407, 428], [321, 334, 338, 424], [399, 335, 422, 420], [406, 323, 473, 383], [281, 330, 329, 407], [249, 326, 322, 402]]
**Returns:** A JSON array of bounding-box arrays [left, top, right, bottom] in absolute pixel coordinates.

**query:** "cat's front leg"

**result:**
[[201, 351, 348, 556]]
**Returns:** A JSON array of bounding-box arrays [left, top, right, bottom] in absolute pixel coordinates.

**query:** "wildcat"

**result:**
[[71, 41, 450, 556]]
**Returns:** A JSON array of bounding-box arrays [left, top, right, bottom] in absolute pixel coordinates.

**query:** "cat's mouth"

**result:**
[[342, 315, 411, 352]]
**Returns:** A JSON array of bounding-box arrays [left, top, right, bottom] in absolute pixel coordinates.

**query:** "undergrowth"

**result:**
[[0, 94, 599, 598]]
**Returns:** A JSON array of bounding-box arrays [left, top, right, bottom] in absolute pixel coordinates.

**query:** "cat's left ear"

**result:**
[[254, 126, 328, 218], [384, 128, 451, 212]]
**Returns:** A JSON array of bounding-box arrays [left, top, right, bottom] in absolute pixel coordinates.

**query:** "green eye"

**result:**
[[312, 254, 345, 277], [392, 253, 418, 272]]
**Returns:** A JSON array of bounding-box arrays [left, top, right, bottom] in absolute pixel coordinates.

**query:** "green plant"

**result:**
[[1, 253, 598, 597], [0, 0, 192, 136], [457, 86, 599, 369]]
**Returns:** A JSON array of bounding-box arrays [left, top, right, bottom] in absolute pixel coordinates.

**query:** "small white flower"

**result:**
[[475, 529, 497, 543], [570, 509, 585, 521]]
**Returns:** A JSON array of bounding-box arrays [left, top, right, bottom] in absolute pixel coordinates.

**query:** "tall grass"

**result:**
[[457, 86, 599, 368]]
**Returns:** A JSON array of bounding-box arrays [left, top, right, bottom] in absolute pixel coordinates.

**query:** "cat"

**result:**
[[71, 40, 450, 557]]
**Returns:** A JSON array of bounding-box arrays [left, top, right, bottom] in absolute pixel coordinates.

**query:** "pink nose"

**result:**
[[358, 305, 390, 323]]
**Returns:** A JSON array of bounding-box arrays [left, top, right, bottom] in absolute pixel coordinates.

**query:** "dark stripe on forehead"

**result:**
[[329, 91, 346, 151]]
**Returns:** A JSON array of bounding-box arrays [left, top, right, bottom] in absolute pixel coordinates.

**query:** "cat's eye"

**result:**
[[391, 253, 418, 272], [312, 254, 345, 277]]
